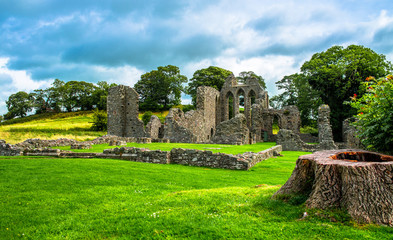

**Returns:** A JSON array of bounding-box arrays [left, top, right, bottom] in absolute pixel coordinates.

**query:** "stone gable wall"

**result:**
[[107, 85, 147, 138]]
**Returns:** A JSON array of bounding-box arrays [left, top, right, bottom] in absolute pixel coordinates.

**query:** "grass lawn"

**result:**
[[0, 111, 105, 144], [56, 142, 277, 154], [1, 152, 391, 239]]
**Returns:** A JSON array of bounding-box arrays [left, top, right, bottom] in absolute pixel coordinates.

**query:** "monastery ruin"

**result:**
[[107, 74, 301, 145]]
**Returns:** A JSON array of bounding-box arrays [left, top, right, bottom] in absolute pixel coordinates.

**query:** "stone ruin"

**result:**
[[106, 74, 301, 145], [276, 104, 362, 151]]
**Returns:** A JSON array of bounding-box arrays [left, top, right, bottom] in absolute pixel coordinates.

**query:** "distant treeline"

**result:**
[[4, 79, 117, 120]]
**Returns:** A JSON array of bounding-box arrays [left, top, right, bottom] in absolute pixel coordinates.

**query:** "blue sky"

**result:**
[[1, 0, 393, 115]]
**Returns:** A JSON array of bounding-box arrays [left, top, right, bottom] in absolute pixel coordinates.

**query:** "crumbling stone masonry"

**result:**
[[145, 115, 162, 139], [251, 105, 301, 142], [318, 104, 338, 150], [106, 75, 301, 145], [107, 85, 148, 138], [164, 86, 220, 143], [342, 118, 363, 149], [212, 114, 250, 145]]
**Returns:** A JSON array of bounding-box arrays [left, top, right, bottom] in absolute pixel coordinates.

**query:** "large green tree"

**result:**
[[271, 73, 322, 126], [135, 65, 187, 111], [301, 45, 392, 140], [91, 81, 117, 110], [186, 66, 233, 105], [237, 71, 266, 89], [5, 91, 34, 119]]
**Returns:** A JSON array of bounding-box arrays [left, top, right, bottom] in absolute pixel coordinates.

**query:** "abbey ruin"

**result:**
[[107, 74, 301, 145]]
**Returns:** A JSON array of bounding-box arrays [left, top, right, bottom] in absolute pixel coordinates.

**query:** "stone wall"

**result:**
[[317, 104, 337, 150], [0, 140, 22, 156], [164, 86, 220, 143], [251, 104, 301, 142], [212, 113, 250, 145], [146, 115, 162, 139], [107, 85, 147, 138], [342, 118, 363, 149], [21, 144, 283, 170]]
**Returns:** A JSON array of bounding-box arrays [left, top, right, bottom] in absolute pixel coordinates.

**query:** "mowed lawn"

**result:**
[[1, 152, 392, 239], [57, 142, 277, 154]]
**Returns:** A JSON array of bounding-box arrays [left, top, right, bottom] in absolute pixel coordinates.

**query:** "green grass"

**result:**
[[0, 111, 106, 144], [56, 142, 277, 154], [1, 152, 391, 239]]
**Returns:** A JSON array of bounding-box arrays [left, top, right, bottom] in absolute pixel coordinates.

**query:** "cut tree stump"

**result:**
[[273, 149, 393, 226]]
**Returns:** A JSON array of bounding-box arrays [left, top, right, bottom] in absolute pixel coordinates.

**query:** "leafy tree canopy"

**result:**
[[237, 71, 266, 89], [186, 66, 233, 105], [270, 73, 322, 126], [135, 65, 187, 111], [301, 45, 392, 140], [5, 91, 34, 119]]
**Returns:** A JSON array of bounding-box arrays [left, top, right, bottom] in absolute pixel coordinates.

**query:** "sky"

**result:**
[[1, 0, 393, 115]]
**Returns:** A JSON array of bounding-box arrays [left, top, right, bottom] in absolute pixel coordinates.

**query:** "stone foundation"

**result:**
[[21, 145, 282, 170]]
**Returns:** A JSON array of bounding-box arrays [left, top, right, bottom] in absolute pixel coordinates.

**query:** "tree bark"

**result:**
[[273, 149, 393, 226]]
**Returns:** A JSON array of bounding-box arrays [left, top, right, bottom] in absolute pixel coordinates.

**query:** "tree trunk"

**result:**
[[273, 149, 393, 226]]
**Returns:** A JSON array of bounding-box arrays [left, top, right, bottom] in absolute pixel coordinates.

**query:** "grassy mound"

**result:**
[[0, 111, 106, 144]]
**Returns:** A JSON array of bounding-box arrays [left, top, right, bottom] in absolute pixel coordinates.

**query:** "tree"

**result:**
[[5, 91, 34, 118], [348, 75, 393, 154], [135, 65, 187, 111], [91, 81, 117, 110], [272, 73, 322, 126], [237, 71, 266, 89], [186, 66, 233, 105], [301, 45, 392, 140]]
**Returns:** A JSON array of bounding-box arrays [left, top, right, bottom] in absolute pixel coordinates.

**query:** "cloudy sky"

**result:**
[[1, 0, 393, 115]]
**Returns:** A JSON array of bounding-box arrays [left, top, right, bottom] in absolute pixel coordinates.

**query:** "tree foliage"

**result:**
[[90, 109, 107, 131], [237, 71, 266, 89], [348, 75, 393, 154], [301, 45, 392, 140], [4, 79, 117, 119], [270, 73, 322, 126], [5, 91, 34, 119], [135, 65, 187, 111], [186, 66, 233, 105]]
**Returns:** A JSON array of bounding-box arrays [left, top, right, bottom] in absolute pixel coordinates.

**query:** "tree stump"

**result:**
[[273, 149, 393, 226]]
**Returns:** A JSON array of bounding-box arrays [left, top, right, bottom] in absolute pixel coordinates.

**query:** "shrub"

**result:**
[[90, 109, 107, 131], [142, 111, 153, 126], [348, 75, 393, 154]]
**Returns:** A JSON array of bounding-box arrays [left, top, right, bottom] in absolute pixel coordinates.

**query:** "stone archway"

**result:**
[[224, 91, 235, 121]]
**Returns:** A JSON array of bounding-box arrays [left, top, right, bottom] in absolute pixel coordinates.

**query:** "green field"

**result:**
[[1, 152, 392, 239], [0, 111, 105, 144], [57, 142, 277, 154]]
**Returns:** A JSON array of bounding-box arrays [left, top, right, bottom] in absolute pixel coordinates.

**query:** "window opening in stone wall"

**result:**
[[227, 92, 234, 119], [273, 115, 280, 135], [237, 89, 245, 114]]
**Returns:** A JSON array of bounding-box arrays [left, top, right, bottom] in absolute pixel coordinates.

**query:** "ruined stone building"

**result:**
[[107, 74, 301, 145]]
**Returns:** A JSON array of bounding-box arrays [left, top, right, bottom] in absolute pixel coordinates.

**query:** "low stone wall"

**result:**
[[20, 145, 283, 170], [103, 147, 169, 164], [0, 140, 22, 156]]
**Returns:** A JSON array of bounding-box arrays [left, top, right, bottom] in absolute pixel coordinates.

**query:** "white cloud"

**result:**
[[92, 65, 144, 87]]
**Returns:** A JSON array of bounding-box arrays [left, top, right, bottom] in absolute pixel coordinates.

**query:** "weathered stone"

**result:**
[[146, 115, 162, 139], [212, 113, 249, 145], [342, 118, 363, 149], [107, 85, 148, 138], [164, 86, 220, 143], [0, 140, 22, 156], [70, 143, 92, 149], [318, 105, 337, 150]]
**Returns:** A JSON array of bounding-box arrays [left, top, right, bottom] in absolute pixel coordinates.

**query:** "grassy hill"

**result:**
[[0, 111, 172, 144], [0, 111, 106, 144]]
